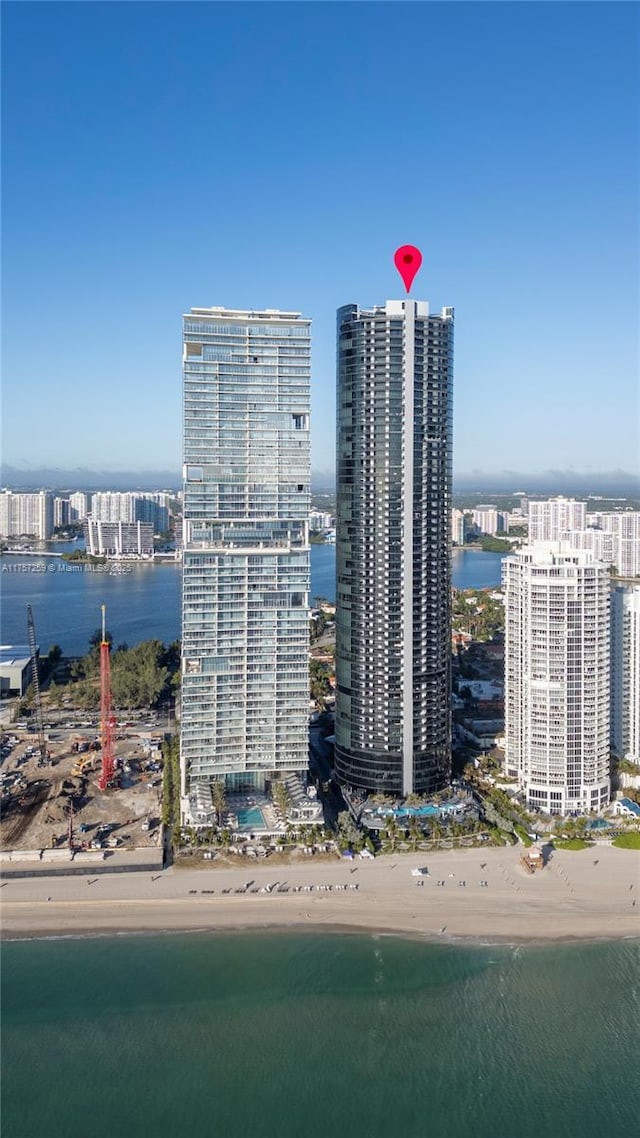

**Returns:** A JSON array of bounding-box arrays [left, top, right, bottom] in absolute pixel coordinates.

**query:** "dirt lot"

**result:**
[[0, 730, 163, 854]]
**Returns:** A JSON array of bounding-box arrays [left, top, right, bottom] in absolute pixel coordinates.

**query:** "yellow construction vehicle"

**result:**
[[71, 755, 95, 778]]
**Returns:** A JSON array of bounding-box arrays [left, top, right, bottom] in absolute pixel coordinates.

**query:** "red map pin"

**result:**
[[394, 245, 423, 293]]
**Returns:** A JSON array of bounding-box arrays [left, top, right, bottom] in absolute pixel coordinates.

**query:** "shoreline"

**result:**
[[2, 846, 638, 944], [3, 921, 638, 949]]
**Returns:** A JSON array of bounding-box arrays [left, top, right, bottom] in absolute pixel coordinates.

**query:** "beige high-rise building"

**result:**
[[504, 543, 610, 815]]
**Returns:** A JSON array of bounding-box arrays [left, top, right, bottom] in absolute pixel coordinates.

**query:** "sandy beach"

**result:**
[[1, 845, 638, 943]]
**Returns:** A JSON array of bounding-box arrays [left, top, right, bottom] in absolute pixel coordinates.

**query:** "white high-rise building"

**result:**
[[53, 497, 70, 528], [472, 506, 499, 536], [504, 544, 610, 815], [451, 508, 466, 546], [528, 498, 586, 543], [611, 584, 640, 765], [0, 490, 53, 540], [589, 512, 640, 578], [69, 492, 90, 521], [559, 528, 615, 564], [181, 306, 311, 802], [90, 492, 136, 523], [89, 492, 170, 532]]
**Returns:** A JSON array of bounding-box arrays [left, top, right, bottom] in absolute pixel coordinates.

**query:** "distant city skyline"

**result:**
[[1, 463, 639, 498], [2, 3, 638, 478]]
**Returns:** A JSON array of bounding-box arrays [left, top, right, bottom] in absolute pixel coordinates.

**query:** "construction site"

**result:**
[[0, 606, 165, 874]]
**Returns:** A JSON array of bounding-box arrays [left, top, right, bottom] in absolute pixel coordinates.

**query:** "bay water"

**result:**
[[2, 932, 637, 1138], [1, 545, 503, 656]]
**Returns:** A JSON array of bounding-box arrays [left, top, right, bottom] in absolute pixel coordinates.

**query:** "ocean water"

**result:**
[[2, 933, 638, 1138], [1, 545, 503, 655]]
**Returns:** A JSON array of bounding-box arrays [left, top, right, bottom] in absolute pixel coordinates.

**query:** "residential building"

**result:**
[[528, 497, 586, 543], [451, 508, 466, 546], [83, 519, 154, 558], [133, 496, 169, 532], [181, 305, 311, 801], [503, 543, 610, 815], [335, 298, 454, 797], [472, 505, 499, 536], [69, 492, 90, 521], [611, 584, 640, 765], [53, 496, 70, 529], [310, 510, 334, 531], [0, 490, 53, 540], [89, 492, 136, 523], [89, 491, 170, 532], [558, 513, 640, 578], [560, 527, 615, 565], [589, 511, 640, 578]]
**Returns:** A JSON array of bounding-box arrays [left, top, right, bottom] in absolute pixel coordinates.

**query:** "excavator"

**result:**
[[71, 753, 95, 778]]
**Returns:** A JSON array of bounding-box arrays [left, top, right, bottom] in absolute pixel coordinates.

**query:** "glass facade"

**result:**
[[335, 299, 453, 796], [181, 307, 311, 798]]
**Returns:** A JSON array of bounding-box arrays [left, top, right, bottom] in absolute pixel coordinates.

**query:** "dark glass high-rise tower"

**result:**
[[335, 298, 453, 796]]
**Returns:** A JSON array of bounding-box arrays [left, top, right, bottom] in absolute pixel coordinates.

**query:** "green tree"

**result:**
[[161, 735, 181, 832], [211, 780, 227, 826], [310, 658, 332, 704], [335, 810, 362, 851], [384, 815, 400, 852], [408, 816, 423, 850], [272, 781, 291, 822], [429, 818, 444, 841]]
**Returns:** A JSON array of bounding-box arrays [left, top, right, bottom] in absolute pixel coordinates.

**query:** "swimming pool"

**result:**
[[236, 807, 267, 830], [376, 805, 440, 819]]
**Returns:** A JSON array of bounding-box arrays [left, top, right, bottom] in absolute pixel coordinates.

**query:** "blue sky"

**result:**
[[2, 1, 638, 484]]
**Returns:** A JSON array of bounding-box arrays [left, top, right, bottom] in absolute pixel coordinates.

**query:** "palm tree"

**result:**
[[272, 781, 291, 823], [430, 818, 444, 842], [384, 816, 399, 852], [211, 780, 227, 827], [408, 817, 422, 850]]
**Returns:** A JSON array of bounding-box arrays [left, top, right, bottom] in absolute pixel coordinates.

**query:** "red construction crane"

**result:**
[[97, 605, 116, 791]]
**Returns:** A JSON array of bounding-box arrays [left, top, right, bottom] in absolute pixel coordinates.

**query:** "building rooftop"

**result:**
[[186, 307, 307, 322], [0, 646, 36, 667]]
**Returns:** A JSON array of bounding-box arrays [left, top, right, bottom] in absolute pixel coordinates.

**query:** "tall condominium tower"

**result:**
[[0, 490, 53, 540], [504, 544, 610, 815], [181, 306, 311, 802], [611, 583, 640, 765], [528, 497, 586, 543], [335, 298, 454, 797]]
